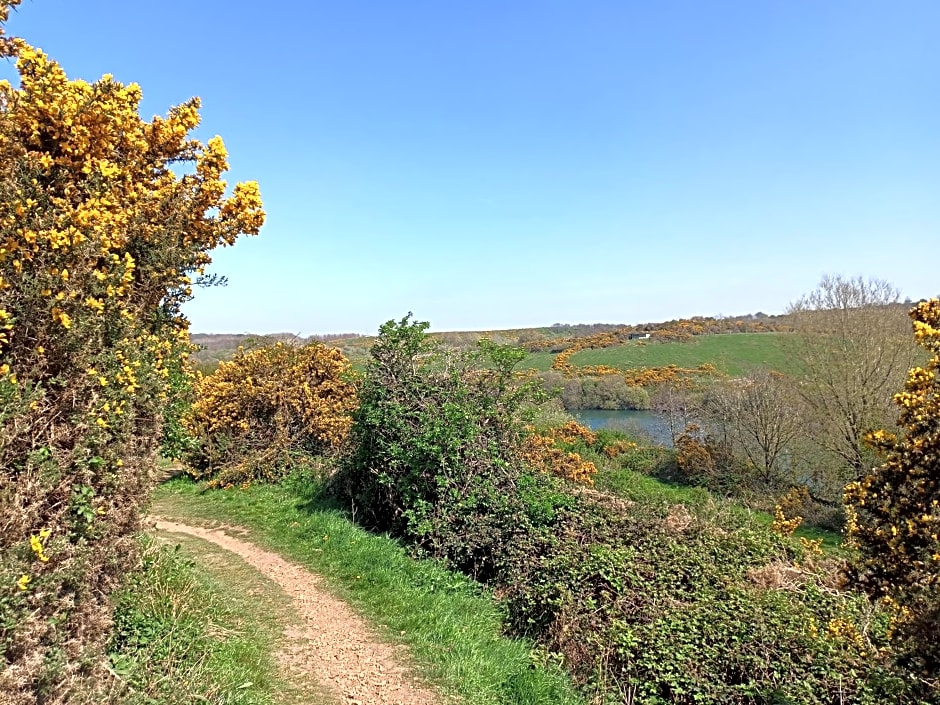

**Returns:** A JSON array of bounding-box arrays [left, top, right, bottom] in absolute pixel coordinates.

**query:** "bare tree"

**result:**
[[786, 275, 917, 483], [704, 371, 801, 487], [651, 382, 698, 445]]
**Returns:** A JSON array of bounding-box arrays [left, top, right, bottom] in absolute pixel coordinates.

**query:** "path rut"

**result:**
[[151, 519, 442, 705]]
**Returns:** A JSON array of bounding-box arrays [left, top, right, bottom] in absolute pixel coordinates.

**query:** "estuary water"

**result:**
[[572, 409, 673, 447]]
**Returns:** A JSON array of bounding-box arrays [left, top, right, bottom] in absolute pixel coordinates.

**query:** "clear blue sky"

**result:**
[[4, 1, 938, 334]]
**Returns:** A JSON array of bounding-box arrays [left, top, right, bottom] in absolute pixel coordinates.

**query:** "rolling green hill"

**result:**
[[192, 330, 795, 378], [520, 332, 794, 376]]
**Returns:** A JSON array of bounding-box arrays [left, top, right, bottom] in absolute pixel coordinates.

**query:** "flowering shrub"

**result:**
[[185, 340, 357, 487], [520, 432, 598, 485], [0, 5, 263, 700], [846, 298, 940, 688], [600, 438, 639, 458], [771, 486, 811, 536], [673, 424, 717, 481], [549, 420, 598, 445]]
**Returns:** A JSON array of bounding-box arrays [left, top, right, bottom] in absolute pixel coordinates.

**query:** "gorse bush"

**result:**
[[336, 314, 575, 581], [846, 298, 940, 690], [185, 340, 357, 487], [673, 423, 737, 489], [0, 5, 264, 701], [519, 433, 598, 485], [518, 421, 644, 484]]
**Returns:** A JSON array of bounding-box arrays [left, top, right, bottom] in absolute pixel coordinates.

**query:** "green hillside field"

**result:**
[[520, 332, 794, 376]]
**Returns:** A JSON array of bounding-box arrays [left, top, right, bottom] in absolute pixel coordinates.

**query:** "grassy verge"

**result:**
[[573, 332, 792, 375], [108, 536, 284, 705], [152, 474, 585, 705]]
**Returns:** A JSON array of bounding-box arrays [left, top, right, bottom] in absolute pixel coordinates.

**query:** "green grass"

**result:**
[[152, 474, 585, 705], [521, 333, 795, 376], [593, 461, 845, 553], [109, 536, 285, 705], [596, 462, 711, 505], [517, 351, 556, 372]]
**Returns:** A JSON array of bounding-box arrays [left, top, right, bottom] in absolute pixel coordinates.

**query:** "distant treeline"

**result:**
[[537, 370, 652, 410], [189, 332, 365, 373]]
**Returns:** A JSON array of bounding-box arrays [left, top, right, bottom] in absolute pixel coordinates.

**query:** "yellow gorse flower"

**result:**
[[0, 17, 263, 694], [29, 528, 50, 562], [51, 307, 72, 329]]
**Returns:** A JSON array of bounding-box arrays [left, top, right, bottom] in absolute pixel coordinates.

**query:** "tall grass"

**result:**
[[108, 537, 280, 705]]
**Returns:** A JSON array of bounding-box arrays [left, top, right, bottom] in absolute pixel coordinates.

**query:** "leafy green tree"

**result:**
[[336, 314, 560, 581]]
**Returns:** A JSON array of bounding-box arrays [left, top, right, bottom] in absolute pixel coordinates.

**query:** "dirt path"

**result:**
[[151, 518, 442, 705]]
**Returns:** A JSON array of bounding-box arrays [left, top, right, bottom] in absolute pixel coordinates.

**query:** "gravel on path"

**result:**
[[151, 518, 442, 705]]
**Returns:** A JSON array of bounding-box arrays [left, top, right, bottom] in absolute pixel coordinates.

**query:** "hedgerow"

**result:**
[[0, 6, 263, 701]]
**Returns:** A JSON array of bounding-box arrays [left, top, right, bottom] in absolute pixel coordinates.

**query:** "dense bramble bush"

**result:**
[[503, 496, 915, 704], [0, 6, 263, 700], [336, 314, 576, 580], [185, 340, 356, 487]]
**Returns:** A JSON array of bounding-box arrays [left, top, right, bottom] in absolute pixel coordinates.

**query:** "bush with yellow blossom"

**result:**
[[0, 3, 264, 700], [185, 340, 357, 487], [520, 432, 598, 485], [845, 298, 940, 690]]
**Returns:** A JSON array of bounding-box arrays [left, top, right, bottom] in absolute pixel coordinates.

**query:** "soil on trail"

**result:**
[[151, 519, 442, 705]]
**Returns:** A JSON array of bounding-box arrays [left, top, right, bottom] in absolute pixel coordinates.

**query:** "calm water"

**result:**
[[573, 409, 673, 447]]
